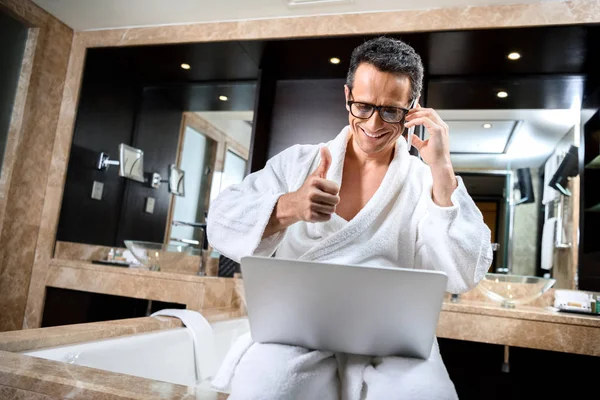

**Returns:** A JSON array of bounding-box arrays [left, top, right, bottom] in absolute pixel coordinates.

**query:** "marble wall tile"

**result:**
[[75, 0, 600, 48], [0, 385, 56, 400], [437, 310, 600, 356], [44, 263, 204, 310], [0, 1, 73, 332], [54, 241, 116, 261], [0, 0, 47, 27], [0, 316, 183, 353], [0, 350, 203, 399], [201, 278, 235, 309], [0, 30, 37, 238]]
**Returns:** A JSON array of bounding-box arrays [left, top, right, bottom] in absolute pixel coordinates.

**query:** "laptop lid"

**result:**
[[241, 256, 448, 359]]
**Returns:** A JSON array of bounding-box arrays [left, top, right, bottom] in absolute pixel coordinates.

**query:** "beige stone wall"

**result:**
[[0, 0, 73, 332]]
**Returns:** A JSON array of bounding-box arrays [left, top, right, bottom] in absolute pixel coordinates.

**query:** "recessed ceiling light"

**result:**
[[483, 123, 492, 129], [329, 57, 341, 65], [219, 95, 228, 101], [497, 91, 508, 98], [180, 63, 191, 70], [508, 52, 521, 60]]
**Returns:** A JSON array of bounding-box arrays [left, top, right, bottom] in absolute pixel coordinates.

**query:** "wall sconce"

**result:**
[[149, 164, 185, 197], [97, 144, 145, 183]]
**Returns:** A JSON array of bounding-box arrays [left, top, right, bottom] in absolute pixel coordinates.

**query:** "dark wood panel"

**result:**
[[579, 92, 600, 290], [42, 288, 185, 327], [427, 26, 587, 76], [158, 82, 256, 112], [427, 75, 584, 110], [268, 79, 348, 159], [439, 338, 598, 400], [56, 83, 139, 246], [249, 68, 276, 173], [85, 41, 264, 84], [264, 34, 428, 80], [116, 88, 183, 246]]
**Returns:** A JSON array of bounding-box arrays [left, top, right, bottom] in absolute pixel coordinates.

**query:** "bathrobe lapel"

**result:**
[[299, 128, 412, 262]]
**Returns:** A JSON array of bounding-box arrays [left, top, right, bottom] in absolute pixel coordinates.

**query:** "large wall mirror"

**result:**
[[55, 25, 600, 289]]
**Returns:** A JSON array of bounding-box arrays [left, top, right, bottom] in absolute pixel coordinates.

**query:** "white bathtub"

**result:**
[[22, 317, 250, 388]]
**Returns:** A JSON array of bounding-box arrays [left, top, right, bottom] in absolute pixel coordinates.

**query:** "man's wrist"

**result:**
[[430, 162, 457, 207], [275, 193, 300, 227]]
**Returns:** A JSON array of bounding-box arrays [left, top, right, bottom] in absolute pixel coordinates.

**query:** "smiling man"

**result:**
[[208, 37, 492, 399]]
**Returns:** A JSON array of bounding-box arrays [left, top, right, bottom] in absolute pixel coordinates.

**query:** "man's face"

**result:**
[[345, 63, 412, 156]]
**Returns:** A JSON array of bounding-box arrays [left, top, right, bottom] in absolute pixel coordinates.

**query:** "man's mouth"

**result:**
[[360, 126, 387, 139]]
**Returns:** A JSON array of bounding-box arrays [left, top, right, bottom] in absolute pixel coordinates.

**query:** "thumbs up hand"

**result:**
[[288, 147, 340, 223]]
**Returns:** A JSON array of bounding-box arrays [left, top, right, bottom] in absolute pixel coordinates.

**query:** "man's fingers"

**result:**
[[311, 212, 332, 222], [314, 178, 340, 195], [311, 203, 336, 215], [311, 189, 340, 206], [405, 116, 440, 133], [406, 110, 445, 127], [411, 135, 426, 151], [312, 147, 332, 178]]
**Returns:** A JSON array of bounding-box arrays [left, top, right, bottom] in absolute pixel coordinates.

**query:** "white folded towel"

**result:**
[[541, 217, 557, 270], [151, 309, 216, 384]]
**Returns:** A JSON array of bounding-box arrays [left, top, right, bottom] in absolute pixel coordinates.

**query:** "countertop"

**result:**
[[2, 295, 599, 399]]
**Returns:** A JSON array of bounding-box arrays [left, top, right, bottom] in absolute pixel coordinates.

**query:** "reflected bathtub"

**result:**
[[22, 317, 250, 389]]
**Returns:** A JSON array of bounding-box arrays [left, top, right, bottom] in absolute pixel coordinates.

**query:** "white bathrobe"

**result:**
[[207, 127, 493, 399]]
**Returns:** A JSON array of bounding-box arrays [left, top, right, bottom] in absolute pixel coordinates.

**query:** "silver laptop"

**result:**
[[240, 256, 448, 359]]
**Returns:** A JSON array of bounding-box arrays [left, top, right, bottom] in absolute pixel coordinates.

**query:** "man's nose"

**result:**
[[365, 110, 385, 131]]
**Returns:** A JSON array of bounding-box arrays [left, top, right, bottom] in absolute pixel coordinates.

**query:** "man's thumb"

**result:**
[[313, 147, 332, 178]]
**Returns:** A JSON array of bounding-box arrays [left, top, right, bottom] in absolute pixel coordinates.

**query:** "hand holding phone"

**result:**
[[406, 97, 419, 152]]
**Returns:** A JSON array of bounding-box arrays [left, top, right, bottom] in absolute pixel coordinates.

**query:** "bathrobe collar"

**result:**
[[300, 126, 412, 261]]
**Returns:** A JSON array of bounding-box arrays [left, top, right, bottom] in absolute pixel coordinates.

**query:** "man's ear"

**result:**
[[344, 85, 351, 112]]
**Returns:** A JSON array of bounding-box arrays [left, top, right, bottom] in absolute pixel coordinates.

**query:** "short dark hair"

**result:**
[[346, 37, 424, 102]]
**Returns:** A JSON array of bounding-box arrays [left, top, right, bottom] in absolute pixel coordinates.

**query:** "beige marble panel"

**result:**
[[0, 0, 47, 27], [0, 30, 37, 238], [438, 310, 600, 356], [442, 299, 600, 328], [0, 316, 183, 353], [53, 241, 114, 261], [45, 263, 205, 310], [0, 350, 223, 399], [202, 278, 235, 309], [0, 1, 73, 333], [0, 385, 58, 400], [75, 0, 600, 48]]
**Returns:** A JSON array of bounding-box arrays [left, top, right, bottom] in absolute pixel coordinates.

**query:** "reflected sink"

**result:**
[[477, 273, 556, 308], [124, 240, 191, 272]]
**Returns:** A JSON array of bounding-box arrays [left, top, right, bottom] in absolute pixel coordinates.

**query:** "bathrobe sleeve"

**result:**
[[414, 176, 493, 294], [207, 145, 313, 262]]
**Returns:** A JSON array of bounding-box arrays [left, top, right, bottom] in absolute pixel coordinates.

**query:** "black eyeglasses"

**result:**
[[347, 92, 413, 124]]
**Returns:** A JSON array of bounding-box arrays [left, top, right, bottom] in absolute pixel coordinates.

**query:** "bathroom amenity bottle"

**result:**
[[591, 295, 597, 314]]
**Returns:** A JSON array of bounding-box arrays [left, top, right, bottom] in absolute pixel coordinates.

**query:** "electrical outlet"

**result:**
[[91, 181, 104, 200], [145, 197, 155, 214]]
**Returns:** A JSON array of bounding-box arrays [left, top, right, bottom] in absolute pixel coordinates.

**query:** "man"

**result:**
[[208, 37, 492, 399]]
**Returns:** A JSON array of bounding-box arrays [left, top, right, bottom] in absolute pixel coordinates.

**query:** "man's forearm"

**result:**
[[430, 163, 458, 207], [262, 193, 300, 238]]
